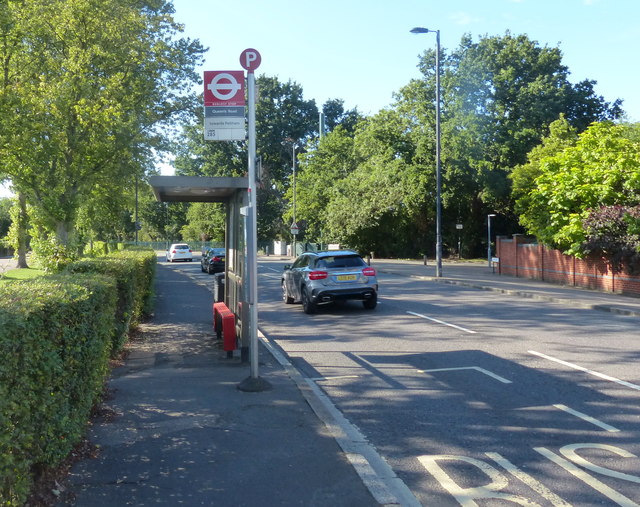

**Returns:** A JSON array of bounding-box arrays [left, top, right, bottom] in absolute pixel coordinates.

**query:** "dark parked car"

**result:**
[[282, 250, 378, 314], [201, 247, 225, 274]]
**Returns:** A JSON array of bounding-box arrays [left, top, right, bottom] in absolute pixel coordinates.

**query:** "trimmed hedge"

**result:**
[[65, 249, 156, 356], [0, 248, 156, 506]]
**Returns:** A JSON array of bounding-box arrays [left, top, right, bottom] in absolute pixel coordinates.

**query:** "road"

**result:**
[[166, 255, 640, 506]]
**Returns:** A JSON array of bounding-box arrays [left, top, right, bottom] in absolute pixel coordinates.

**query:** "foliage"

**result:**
[[0, 275, 116, 505], [0, 0, 205, 248], [398, 32, 624, 256], [0, 247, 156, 505], [581, 205, 640, 273], [180, 203, 225, 242], [30, 234, 79, 273], [519, 122, 640, 253], [172, 75, 362, 242], [510, 115, 579, 218]]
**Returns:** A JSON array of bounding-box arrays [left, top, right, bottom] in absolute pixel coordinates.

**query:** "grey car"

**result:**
[[281, 250, 378, 314]]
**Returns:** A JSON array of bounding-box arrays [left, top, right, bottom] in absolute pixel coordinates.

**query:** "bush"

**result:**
[[0, 275, 116, 505], [0, 247, 156, 506], [65, 249, 156, 356]]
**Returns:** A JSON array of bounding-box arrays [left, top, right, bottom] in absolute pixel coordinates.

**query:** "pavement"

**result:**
[[60, 257, 639, 506]]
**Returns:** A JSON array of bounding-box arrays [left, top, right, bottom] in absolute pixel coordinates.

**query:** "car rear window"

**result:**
[[316, 255, 365, 269], [175, 245, 189, 250]]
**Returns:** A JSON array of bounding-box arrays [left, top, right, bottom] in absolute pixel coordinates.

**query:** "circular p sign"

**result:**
[[240, 48, 261, 73]]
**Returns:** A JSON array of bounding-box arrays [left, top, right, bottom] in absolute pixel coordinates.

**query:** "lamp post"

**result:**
[[487, 214, 497, 267], [411, 26, 442, 277], [292, 143, 298, 257]]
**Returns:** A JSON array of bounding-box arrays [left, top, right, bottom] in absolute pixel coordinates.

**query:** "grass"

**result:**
[[0, 267, 46, 284]]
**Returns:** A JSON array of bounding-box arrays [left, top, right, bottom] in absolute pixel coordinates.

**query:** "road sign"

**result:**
[[204, 71, 246, 141], [290, 222, 299, 235], [204, 70, 245, 107], [239, 48, 261, 73]]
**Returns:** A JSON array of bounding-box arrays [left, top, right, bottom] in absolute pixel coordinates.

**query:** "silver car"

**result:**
[[282, 250, 378, 314]]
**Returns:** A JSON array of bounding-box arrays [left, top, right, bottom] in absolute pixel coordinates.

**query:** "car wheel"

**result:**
[[282, 281, 294, 304], [362, 292, 377, 310], [207, 264, 214, 274], [301, 288, 316, 314]]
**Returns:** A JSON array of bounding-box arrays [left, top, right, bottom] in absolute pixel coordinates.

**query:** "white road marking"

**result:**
[[559, 444, 640, 484], [534, 447, 640, 507], [485, 452, 572, 506], [407, 311, 477, 334], [418, 366, 512, 383], [417, 454, 537, 506], [258, 333, 421, 506], [529, 350, 640, 391], [310, 375, 361, 381], [553, 404, 620, 432]]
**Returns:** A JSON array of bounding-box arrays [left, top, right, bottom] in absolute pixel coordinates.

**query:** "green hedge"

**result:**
[[65, 249, 156, 356], [0, 248, 156, 506]]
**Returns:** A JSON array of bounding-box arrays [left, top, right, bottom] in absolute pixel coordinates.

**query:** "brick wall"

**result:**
[[496, 235, 640, 296]]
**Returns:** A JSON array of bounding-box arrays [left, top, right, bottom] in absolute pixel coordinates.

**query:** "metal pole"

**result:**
[[292, 144, 297, 257], [434, 29, 442, 278], [247, 71, 259, 380], [487, 214, 496, 267], [411, 27, 442, 277]]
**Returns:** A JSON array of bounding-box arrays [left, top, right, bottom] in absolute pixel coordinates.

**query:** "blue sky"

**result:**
[[1, 0, 638, 196], [175, 0, 639, 120]]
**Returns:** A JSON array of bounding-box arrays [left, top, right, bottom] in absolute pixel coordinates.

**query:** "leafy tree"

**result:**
[[180, 202, 225, 242], [291, 126, 361, 242], [400, 32, 624, 256], [322, 98, 363, 134], [173, 75, 343, 242], [510, 115, 579, 217], [0, 0, 205, 254], [520, 122, 640, 253]]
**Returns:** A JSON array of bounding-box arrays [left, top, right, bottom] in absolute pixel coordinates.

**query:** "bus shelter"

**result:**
[[149, 175, 251, 360]]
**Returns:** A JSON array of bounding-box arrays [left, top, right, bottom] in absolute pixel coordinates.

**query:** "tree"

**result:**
[[290, 126, 361, 242], [322, 98, 363, 134], [519, 122, 640, 254], [399, 32, 624, 256], [173, 75, 330, 242], [510, 115, 579, 218], [180, 202, 225, 242], [0, 0, 205, 256]]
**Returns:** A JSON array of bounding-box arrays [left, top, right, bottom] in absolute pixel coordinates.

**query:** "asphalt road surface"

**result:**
[[165, 255, 640, 506], [257, 257, 640, 507]]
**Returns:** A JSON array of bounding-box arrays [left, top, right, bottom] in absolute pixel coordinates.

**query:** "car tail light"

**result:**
[[212, 256, 221, 262], [171, 249, 176, 254], [308, 270, 328, 280], [362, 267, 376, 277]]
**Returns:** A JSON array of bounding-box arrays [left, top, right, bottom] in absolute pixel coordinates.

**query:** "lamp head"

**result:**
[[410, 27, 430, 34]]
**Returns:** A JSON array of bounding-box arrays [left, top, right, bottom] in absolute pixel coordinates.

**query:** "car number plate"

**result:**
[[336, 274, 357, 281]]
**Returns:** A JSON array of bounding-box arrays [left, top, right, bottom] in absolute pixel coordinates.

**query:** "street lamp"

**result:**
[[292, 143, 298, 257], [411, 26, 442, 277], [487, 214, 497, 267]]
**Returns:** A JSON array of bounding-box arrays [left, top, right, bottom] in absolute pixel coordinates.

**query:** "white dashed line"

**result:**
[[407, 311, 477, 334]]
